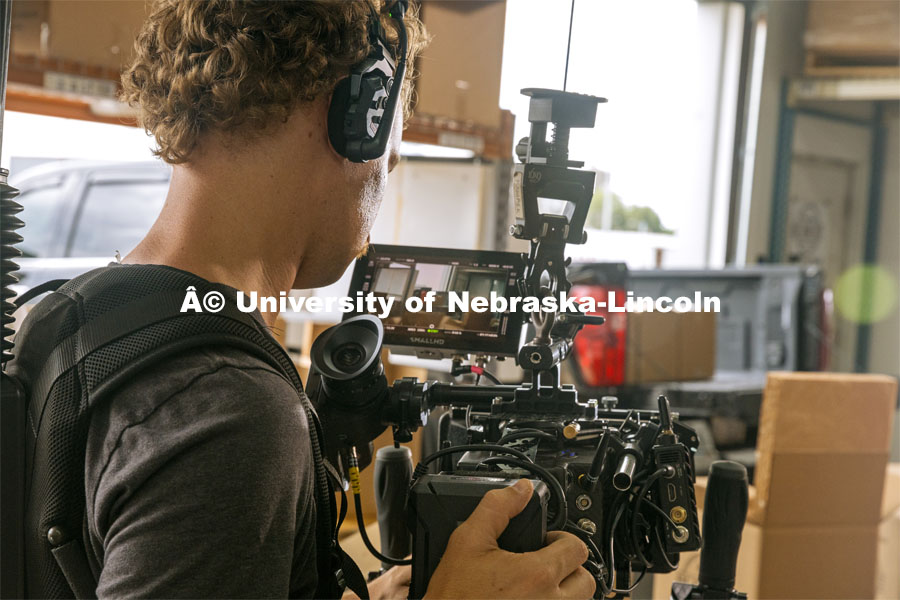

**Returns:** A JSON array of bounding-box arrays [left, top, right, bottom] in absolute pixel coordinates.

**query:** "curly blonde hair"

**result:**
[[121, 0, 427, 164]]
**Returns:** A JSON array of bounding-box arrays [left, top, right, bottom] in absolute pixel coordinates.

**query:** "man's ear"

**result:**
[[302, 91, 346, 163], [326, 78, 352, 160]]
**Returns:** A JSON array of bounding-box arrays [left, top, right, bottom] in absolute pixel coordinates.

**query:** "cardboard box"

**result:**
[[657, 521, 883, 600], [882, 462, 900, 515], [878, 506, 900, 600], [754, 525, 880, 599], [656, 464, 900, 600], [877, 464, 900, 599], [625, 310, 678, 383], [655, 371, 898, 599], [681, 312, 717, 380], [754, 372, 897, 527], [625, 310, 716, 384], [47, 1, 148, 70], [414, 1, 506, 128], [10, 0, 49, 57], [11, 0, 147, 70]]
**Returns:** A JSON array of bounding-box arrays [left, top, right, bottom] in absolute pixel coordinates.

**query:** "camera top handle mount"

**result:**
[[507, 88, 607, 419]]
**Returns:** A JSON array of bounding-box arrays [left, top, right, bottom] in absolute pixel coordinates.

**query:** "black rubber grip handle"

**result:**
[[698, 460, 748, 592], [374, 446, 413, 569]]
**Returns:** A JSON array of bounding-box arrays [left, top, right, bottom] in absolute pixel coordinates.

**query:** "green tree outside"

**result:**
[[586, 188, 674, 234]]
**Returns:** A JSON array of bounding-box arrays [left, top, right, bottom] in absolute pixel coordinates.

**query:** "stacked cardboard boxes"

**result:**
[[414, 1, 507, 128], [10, 0, 147, 69], [655, 372, 898, 599], [625, 310, 716, 384], [655, 463, 900, 599]]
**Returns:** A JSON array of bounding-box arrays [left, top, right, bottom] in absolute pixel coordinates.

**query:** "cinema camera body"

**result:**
[[306, 89, 702, 598]]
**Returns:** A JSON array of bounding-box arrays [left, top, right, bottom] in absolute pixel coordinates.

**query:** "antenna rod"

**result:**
[[563, 0, 575, 91], [1, 0, 13, 163]]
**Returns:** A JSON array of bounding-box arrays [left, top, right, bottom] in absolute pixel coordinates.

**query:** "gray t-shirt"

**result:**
[[84, 345, 319, 598]]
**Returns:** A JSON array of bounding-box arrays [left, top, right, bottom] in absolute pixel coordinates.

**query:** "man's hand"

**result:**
[[425, 479, 596, 599], [342, 565, 411, 600]]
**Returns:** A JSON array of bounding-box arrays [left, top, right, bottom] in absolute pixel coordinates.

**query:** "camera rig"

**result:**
[[307, 89, 703, 598]]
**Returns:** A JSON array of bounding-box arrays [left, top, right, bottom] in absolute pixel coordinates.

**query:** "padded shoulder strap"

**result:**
[[30, 289, 288, 412]]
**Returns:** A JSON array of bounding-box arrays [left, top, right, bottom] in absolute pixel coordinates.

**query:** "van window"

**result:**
[[69, 180, 168, 257], [17, 182, 65, 258]]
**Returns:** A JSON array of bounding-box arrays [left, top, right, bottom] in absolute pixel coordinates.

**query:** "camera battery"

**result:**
[[407, 474, 549, 598]]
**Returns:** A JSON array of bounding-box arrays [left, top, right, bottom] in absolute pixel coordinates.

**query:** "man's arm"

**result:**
[[89, 363, 316, 598]]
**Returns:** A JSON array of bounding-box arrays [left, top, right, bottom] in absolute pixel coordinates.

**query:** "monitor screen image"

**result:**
[[346, 244, 525, 357]]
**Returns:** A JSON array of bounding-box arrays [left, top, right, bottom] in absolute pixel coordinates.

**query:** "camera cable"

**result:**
[[629, 466, 675, 569], [606, 502, 648, 595], [414, 443, 535, 479], [565, 520, 610, 597], [451, 360, 502, 385], [496, 428, 557, 445]]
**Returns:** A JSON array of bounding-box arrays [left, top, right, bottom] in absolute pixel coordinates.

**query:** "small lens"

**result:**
[[332, 343, 365, 371]]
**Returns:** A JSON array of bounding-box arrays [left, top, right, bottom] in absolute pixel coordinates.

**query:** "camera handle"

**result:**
[[373, 446, 413, 571], [670, 461, 748, 600]]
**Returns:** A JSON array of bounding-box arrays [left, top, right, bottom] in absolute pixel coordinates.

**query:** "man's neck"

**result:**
[[124, 155, 309, 327]]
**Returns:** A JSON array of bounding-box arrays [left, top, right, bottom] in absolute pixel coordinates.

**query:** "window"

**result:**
[[69, 180, 168, 257], [17, 181, 65, 258], [500, 1, 743, 268]]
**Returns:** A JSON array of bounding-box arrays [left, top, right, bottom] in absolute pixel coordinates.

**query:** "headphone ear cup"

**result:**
[[328, 77, 352, 158]]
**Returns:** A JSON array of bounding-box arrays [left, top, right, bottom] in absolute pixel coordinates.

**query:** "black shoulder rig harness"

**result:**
[[6, 264, 367, 599]]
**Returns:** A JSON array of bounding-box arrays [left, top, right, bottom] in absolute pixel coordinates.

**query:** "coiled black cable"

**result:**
[[0, 170, 23, 367]]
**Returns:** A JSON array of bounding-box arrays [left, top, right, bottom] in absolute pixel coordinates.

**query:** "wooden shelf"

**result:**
[[805, 50, 900, 79], [6, 84, 137, 126], [405, 110, 515, 161], [7, 52, 516, 160], [5, 52, 135, 125], [789, 76, 900, 102]]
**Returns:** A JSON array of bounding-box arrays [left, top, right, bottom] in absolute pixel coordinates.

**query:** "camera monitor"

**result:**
[[346, 244, 526, 358]]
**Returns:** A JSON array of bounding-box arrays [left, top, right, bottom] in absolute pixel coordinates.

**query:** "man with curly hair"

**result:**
[[31, 1, 595, 598]]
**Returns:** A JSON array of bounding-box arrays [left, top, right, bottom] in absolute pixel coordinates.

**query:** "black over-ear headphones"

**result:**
[[328, 0, 409, 163]]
